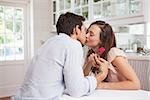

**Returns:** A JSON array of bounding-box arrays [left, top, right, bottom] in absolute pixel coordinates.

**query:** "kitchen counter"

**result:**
[[126, 53, 150, 91], [125, 52, 150, 61]]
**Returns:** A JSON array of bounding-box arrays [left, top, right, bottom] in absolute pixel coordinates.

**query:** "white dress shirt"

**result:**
[[14, 33, 96, 100]]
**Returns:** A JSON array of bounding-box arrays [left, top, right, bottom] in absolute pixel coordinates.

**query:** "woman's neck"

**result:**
[[91, 46, 99, 53]]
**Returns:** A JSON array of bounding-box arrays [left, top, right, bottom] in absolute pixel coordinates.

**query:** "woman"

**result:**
[[84, 20, 140, 90]]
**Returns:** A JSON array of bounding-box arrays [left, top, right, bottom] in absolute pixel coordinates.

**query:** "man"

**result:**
[[13, 12, 104, 100]]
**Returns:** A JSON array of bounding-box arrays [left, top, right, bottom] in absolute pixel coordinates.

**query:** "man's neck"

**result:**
[[70, 34, 77, 40]]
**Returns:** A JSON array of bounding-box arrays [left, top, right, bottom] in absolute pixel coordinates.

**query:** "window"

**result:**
[[0, 5, 24, 61]]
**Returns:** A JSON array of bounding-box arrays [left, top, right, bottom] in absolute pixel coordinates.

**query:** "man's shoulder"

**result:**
[[46, 34, 82, 49], [58, 34, 81, 46]]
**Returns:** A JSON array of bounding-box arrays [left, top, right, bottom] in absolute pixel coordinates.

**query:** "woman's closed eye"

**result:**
[[89, 31, 94, 36]]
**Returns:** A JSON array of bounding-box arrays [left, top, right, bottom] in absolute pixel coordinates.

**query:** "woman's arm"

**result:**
[[97, 56, 141, 90], [83, 61, 92, 76]]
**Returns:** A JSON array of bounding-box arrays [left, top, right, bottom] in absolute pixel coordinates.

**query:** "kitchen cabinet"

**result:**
[[52, 0, 144, 27], [128, 55, 150, 91], [53, 0, 89, 25], [52, 0, 149, 50]]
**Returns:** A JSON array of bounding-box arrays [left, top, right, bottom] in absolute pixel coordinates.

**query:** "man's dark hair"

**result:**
[[56, 12, 85, 36]]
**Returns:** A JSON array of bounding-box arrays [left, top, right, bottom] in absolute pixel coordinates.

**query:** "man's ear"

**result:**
[[75, 25, 80, 35], [73, 28, 76, 35]]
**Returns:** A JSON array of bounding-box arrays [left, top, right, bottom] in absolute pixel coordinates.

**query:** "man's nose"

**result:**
[[86, 32, 89, 37], [86, 33, 89, 39]]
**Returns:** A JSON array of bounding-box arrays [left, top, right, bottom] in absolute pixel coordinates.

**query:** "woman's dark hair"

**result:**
[[87, 21, 116, 60], [56, 12, 85, 36]]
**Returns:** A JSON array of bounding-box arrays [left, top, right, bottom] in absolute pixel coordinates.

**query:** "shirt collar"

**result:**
[[59, 33, 82, 46]]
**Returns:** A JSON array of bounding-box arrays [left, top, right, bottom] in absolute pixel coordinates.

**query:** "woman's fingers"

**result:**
[[88, 53, 97, 67], [88, 53, 108, 68], [94, 55, 102, 65], [95, 56, 108, 65]]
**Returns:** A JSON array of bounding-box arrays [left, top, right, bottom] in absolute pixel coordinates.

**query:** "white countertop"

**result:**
[[126, 53, 150, 61], [61, 90, 149, 100]]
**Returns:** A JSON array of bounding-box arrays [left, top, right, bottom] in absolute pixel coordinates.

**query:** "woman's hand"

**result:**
[[84, 53, 97, 76], [84, 53, 101, 76], [94, 55, 109, 84], [86, 53, 98, 67], [84, 53, 109, 79]]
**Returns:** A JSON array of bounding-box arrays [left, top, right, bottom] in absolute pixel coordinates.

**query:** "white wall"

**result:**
[[0, 62, 25, 98], [145, 0, 150, 49], [30, 0, 53, 56]]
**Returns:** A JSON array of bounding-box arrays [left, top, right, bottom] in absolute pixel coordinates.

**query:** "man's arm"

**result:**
[[63, 45, 97, 97]]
